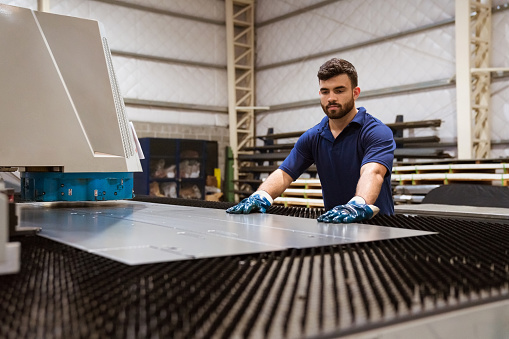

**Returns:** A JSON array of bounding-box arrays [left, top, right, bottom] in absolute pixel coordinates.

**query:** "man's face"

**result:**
[[319, 74, 360, 120]]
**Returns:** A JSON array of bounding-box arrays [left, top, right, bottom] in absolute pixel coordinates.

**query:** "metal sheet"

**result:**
[[18, 201, 435, 265]]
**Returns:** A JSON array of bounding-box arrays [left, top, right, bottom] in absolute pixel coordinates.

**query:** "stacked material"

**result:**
[[392, 162, 509, 186], [392, 161, 509, 204], [274, 179, 324, 207], [274, 160, 509, 207]]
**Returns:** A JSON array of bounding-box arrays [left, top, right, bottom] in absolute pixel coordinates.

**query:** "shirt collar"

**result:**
[[318, 107, 367, 141], [351, 106, 366, 125]]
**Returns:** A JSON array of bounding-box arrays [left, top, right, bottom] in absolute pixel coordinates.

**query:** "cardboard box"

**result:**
[[205, 192, 223, 201], [206, 175, 218, 187]]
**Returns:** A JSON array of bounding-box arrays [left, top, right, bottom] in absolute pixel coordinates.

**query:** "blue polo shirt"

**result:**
[[279, 107, 395, 215]]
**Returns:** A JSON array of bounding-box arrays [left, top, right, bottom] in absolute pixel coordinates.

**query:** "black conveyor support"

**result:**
[[2, 199, 509, 338]]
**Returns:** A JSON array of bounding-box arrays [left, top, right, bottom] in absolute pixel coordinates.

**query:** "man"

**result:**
[[227, 58, 395, 223]]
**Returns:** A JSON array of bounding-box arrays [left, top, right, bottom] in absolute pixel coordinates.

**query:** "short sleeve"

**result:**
[[279, 131, 315, 180], [360, 123, 395, 175]]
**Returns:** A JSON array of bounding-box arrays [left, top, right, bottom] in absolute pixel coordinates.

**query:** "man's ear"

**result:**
[[353, 86, 361, 100]]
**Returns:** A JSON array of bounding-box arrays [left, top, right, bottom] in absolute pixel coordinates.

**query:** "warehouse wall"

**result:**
[[3, 0, 509, 168], [0, 0, 230, 175], [255, 0, 509, 159]]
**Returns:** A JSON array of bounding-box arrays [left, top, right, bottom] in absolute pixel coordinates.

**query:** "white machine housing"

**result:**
[[0, 182, 20, 274], [0, 4, 141, 173]]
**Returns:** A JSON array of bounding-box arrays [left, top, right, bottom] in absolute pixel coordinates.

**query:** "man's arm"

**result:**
[[354, 162, 387, 204], [226, 169, 294, 214], [258, 169, 294, 200]]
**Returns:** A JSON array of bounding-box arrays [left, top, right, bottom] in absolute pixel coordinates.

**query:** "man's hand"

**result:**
[[226, 191, 273, 214], [317, 196, 380, 223]]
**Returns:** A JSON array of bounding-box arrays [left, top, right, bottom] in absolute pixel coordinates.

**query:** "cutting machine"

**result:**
[[0, 4, 142, 202], [0, 3, 141, 275]]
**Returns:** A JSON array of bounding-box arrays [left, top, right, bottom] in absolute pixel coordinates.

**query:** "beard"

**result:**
[[321, 95, 355, 120]]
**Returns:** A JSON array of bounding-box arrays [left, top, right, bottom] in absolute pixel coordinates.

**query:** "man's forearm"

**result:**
[[355, 163, 386, 204], [257, 169, 294, 199]]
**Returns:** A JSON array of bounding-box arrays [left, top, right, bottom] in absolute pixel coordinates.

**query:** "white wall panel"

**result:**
[[256, 25, 455, 107], [256, 0, 324, 23], [111, 56, 227, 107], [256, 62, 320, 107], [49, 0, 226, 65], [357, 28, 455, 91], [126, 106, 228, 126], [491, 80, 509, 142], [492, 10, 509, 67], [256, 0, 455, 67], [0, 0, 35, 9], [256, 0, 456, 26], [118, 0, 225, 21]]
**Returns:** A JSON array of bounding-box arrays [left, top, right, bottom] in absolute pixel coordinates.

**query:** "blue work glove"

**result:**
[[317, 196, 380, 223], [226, 191, 273, 214]]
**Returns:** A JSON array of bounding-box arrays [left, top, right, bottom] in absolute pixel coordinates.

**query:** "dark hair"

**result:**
[[317, 58, 358, 87]]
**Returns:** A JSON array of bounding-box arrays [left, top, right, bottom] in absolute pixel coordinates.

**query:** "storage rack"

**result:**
[[134, 138, 218, 200]]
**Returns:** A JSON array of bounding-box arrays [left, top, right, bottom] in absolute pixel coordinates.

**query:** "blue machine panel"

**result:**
[[21, 172, 134, 201]]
